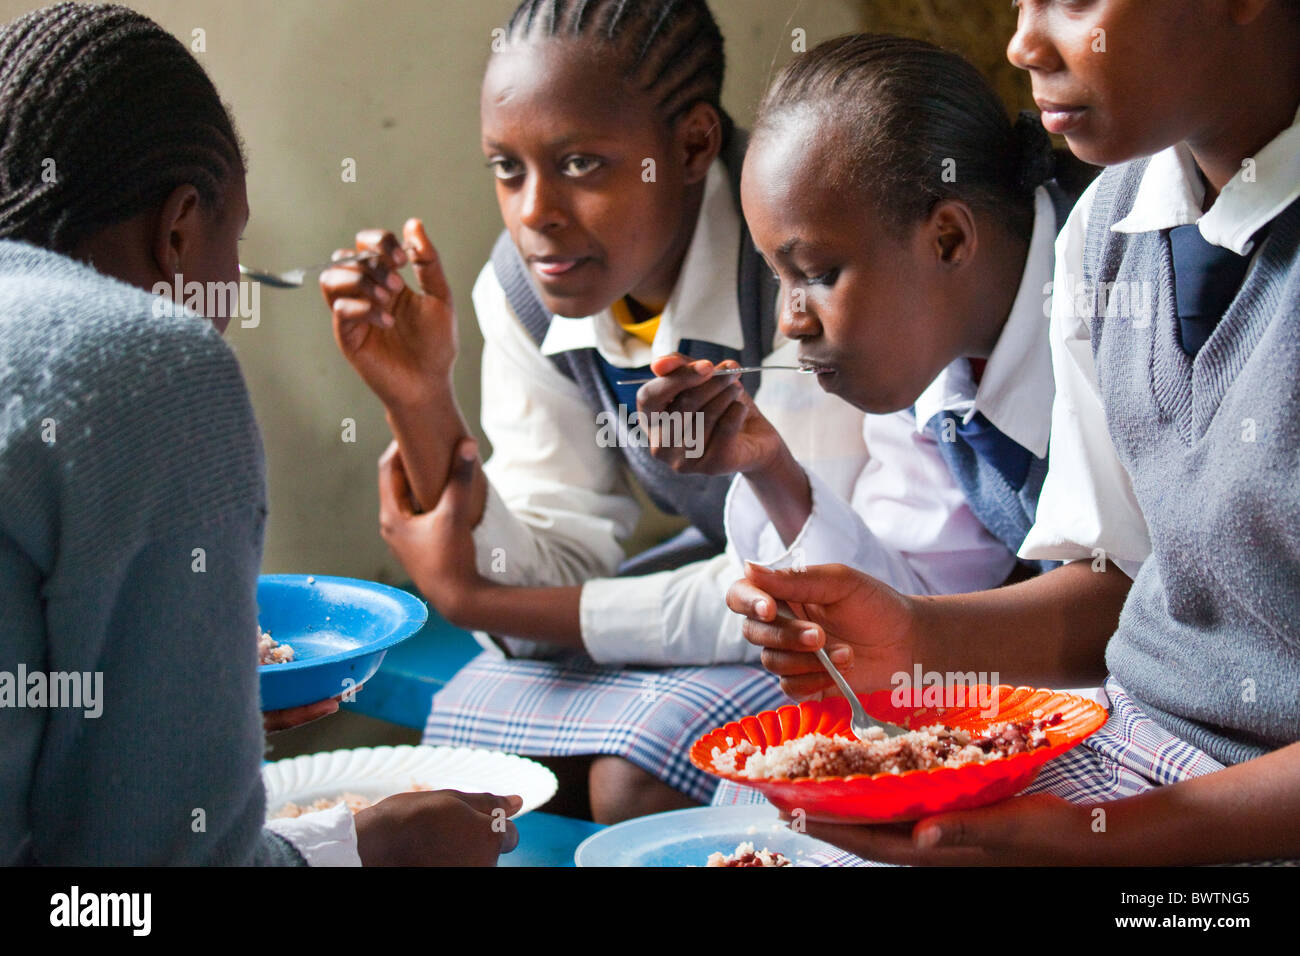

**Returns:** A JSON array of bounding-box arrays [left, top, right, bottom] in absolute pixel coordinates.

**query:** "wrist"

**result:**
[[743, 446, 812, 547], [384, 377, 456, 418]]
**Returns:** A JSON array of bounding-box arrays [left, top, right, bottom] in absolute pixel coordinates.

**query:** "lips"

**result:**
[[527, 254, 591, 279], [797, 354, 835, 375], [1035, 99, 1088, 135]]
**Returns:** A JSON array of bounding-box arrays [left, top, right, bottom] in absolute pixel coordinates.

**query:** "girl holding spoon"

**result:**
[[321, 2, 1016, 822]]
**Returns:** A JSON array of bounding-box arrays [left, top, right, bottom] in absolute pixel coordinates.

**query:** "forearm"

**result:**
[[385, 382, 480, 516], [741, 444, 812, 548], [1093, 741, 1300, 864], [448, 583, 586, 649], [912, 560, 1129, 686]]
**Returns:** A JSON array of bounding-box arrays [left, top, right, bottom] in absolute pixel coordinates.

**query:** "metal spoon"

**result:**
[[615, 365, 828, 386], [238, 250, 388, 289], [775, 601, 907, 740]]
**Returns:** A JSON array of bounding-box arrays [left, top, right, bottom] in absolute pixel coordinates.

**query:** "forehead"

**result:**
[[481, 39, 653, 144], [742, 116, 863, 238]]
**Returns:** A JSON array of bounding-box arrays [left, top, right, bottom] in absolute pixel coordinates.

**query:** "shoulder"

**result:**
[[0, 242, 264, 532]]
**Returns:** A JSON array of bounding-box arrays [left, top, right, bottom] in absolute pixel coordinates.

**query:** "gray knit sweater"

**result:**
[[0, 240, 303, 864], [1086, 165, 1300, 766]]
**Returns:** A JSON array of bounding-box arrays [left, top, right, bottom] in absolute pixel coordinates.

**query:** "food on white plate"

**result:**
[[270, 783, 434, 819]]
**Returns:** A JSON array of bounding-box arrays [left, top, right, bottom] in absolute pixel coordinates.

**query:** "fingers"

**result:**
[[378, 440, 415, 534], [451, 791, 524, 854], [636, 358, 721, 416], [404, 218, 451, 301], [725, 577, 779, 620], [649, 352, 691, 377], [741, 560, 866, 608], [432, 438, 479, 525], [321, 242, 404, 330], [261, 697, 340, 734]]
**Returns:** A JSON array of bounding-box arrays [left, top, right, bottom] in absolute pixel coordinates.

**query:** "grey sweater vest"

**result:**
[[490, 131, 778, 549], [1085, 162, 1300, 765]]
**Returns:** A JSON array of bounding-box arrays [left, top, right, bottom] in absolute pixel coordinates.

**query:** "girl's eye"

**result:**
[[807, 268, 840, 286], [561, 155, 602, 177], [487, 158, 524, 181]]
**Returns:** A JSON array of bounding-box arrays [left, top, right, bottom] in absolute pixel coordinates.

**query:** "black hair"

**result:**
[[755, 34, 1054, 242], [0, 2, 244, 254], [501, 0, 734, 146]]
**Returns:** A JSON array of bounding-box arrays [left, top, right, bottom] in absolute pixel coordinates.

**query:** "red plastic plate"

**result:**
[[690, 685, 1107, 824]]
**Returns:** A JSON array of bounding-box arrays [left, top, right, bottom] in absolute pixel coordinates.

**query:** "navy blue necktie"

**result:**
[[1169, 224, 1254, 356], [935, 410, 1034, 491]]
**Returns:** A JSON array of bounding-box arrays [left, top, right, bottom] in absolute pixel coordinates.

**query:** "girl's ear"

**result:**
[[150, 183, 204, 280], [927, 199, 978, 269], [675, 101, 724, 185]]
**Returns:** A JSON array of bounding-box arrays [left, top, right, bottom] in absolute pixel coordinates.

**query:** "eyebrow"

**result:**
[[778, 237, 832, 256], [483, 133, 620, 153]]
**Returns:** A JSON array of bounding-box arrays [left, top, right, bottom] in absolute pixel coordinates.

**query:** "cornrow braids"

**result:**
[[755, 34, 1050, 243], [0, 2, 244, 254], [501, 0, 733, 146]]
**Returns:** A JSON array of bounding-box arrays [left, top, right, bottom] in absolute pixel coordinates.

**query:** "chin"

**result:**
[[537, 290, 608, 320]]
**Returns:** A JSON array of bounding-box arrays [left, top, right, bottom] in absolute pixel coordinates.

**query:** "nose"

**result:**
[[1006, 4, 1058, 74], [777, 285, 822, 342], [517, 170, 568, 234]]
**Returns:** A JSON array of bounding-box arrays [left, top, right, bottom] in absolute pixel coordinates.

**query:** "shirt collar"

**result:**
[[539, 160, 743, 366], [1111, 106, 1300, 255], [913, 185, 1056, 459]]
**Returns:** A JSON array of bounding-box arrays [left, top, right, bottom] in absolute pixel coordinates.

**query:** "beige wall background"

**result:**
[[1, 0, 1034, 585]]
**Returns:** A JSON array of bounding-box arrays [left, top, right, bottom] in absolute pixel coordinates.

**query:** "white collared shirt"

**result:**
[[1019, 108, 1300, 575], [718, 186, 1061, 625], [465, 159, 996, 665]]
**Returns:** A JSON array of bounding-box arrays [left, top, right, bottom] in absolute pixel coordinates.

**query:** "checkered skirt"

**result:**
[[711, 678, 1239, 866], [424, 649, 789, 804]]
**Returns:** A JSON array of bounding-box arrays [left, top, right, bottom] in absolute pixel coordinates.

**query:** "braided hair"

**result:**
[[755, 34, 1054, 243], [0, 2, 244, 254], [501, 0, 733, 146]]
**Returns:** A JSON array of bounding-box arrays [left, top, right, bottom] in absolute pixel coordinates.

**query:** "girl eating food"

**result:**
[[638, 32, 1082, 634], [320, 2, 1031, 822], [728, 0, 1300, 865]]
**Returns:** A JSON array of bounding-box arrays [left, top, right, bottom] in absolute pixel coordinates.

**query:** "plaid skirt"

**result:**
[[424, 649, 789, 805], [711, 678, 1240, 866]]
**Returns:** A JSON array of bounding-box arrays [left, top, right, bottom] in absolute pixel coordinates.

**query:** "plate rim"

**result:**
[[256, 573, 429, 673], [262, 743, 558, 819], [573, 804, 840, 867]]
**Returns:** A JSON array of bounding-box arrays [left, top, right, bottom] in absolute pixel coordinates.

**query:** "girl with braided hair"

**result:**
[[0, 2, 518, 865], [322, 1, 1035, 822]]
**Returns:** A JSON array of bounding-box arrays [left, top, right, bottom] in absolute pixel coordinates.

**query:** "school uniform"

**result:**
[[423, 150, 1013, 803], [711, 184, 1065, 807], [742, 109, 1300, 865]]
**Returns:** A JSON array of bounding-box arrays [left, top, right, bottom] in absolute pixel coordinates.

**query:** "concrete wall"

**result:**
[[0, 0, 862, 581]]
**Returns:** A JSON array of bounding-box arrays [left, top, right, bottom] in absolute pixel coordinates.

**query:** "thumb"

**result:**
[[403, 218, 451, 301], [649, 352, 690, 377], [742, 560, 864, 608], [912, 805, 1009, 852], [434, 438, 479, 524]]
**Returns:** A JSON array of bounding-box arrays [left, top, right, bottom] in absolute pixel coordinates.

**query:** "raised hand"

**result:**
[[320, 218, 457, 409]]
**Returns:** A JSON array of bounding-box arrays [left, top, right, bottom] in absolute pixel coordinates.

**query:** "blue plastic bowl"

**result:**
[[257, 574, 429, 711]]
